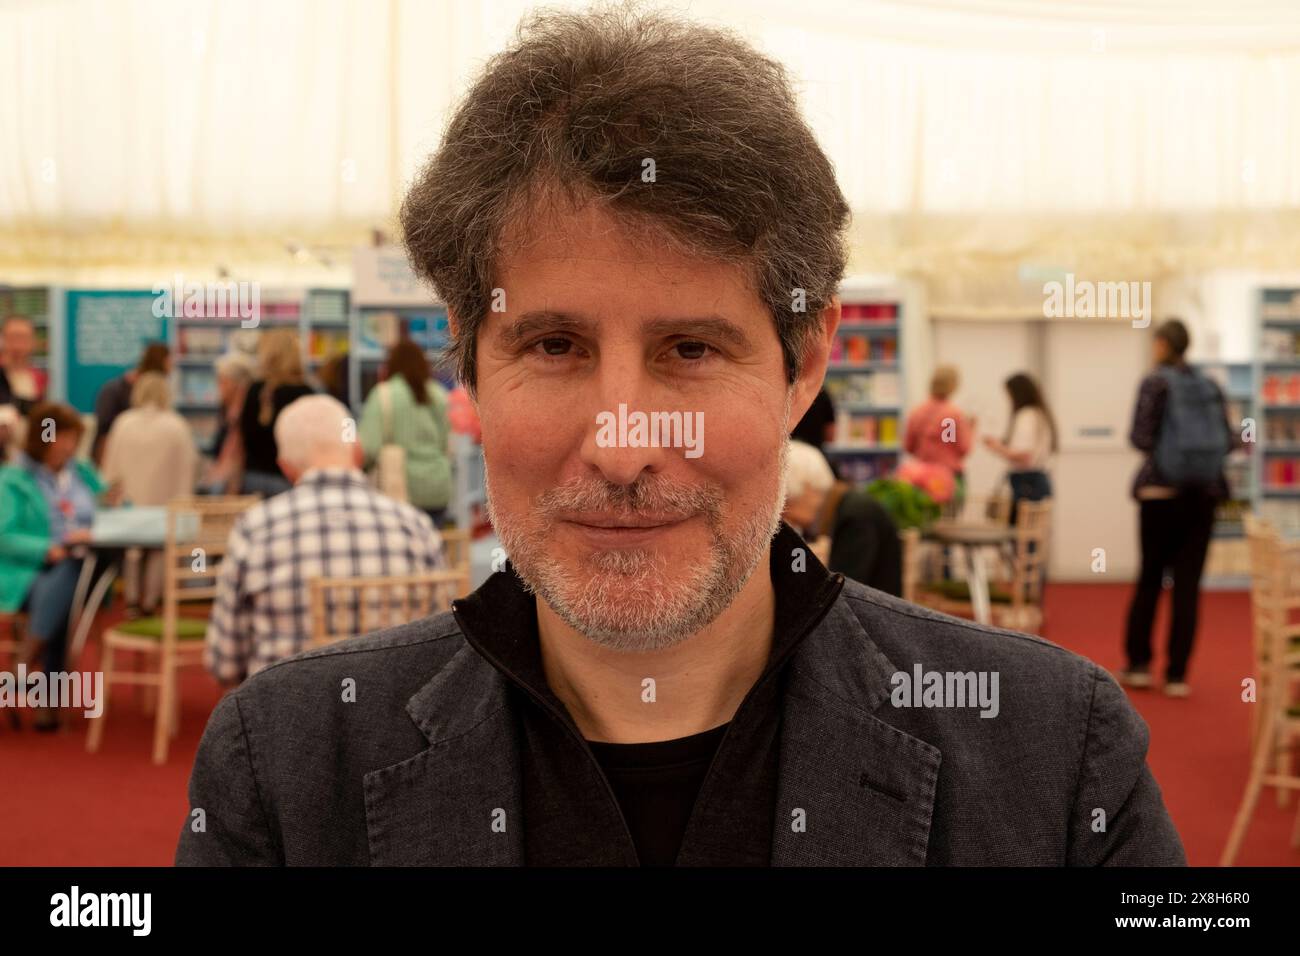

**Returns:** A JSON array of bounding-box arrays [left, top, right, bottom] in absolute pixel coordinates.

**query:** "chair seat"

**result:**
[[922, 579, 1016, 604], [111, 617, 208, 640]]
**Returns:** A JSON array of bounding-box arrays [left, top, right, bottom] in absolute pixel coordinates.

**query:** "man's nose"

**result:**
[[578, 357, 679, 487]]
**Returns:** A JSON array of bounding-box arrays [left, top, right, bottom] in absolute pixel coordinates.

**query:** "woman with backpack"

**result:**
[[1119, 319, 1236, 698]]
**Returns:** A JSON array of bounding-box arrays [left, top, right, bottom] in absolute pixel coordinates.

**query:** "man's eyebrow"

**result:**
[[643, 316, 753, 349], [495, 311, 755, 349], [496, 311, 598, 347]]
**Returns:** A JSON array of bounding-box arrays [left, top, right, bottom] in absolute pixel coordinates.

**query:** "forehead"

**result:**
[[3, 318, 33, 334], [492, 200, 764, 318]]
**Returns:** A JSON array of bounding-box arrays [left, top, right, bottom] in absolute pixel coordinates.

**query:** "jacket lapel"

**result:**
[[363, 641, 524, 866], [771, 597, 941, 866]]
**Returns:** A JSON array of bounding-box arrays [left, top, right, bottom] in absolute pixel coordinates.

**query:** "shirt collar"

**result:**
[[451, 522, 844, 732], [297, 467, 369, 489]]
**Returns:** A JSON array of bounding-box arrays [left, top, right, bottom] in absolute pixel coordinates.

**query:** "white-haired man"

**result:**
[[782, 440, 903, 596], [204, 394, 446, 684]]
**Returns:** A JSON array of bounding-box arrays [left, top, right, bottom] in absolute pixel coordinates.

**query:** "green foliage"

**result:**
[[866, 478, 941, 530]]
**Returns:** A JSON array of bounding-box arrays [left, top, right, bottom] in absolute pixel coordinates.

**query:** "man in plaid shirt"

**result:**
[[205, 394, 445, 683]]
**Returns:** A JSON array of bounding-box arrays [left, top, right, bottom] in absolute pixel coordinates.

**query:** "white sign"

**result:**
[[352, 246, 439, 308]]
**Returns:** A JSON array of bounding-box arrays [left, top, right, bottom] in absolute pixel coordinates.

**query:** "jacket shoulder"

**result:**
[[235, 611, 465, 707], [837, 577, 1103, 690]]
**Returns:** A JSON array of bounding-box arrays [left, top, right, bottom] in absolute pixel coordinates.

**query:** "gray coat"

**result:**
[[175, 578, 1185, 866]]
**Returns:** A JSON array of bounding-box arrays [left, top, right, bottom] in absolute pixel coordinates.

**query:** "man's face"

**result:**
[[474, 202, 827, 651], [3, 320, 34, 364]]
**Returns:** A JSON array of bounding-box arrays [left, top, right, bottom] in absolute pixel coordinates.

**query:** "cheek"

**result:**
[[479, 394, 574, 497]]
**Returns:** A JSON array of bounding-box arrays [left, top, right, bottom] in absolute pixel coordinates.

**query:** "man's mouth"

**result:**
[[563, 512, 690, 530]]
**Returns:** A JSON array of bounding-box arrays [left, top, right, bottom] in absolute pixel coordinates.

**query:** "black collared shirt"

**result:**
[[451, 522, 844, 866]]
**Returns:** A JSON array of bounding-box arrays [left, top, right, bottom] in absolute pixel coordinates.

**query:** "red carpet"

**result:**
[[0, 583, 1291, 866]]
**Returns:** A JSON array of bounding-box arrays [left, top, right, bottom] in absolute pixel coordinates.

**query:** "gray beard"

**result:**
[[485, 440, 789, 652]]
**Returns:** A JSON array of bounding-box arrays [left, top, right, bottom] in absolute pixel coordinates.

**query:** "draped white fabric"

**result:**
[[3, 0, 1300, 284]]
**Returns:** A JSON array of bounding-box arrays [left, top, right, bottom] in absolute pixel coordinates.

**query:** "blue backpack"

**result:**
[[1153, 366, 1230, 487]]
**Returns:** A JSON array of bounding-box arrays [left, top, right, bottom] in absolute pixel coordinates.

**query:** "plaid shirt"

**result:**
[[205, 468, 445, 683]]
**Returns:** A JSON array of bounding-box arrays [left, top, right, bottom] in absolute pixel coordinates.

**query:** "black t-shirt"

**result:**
[[239, 380, 316, 476], [587, 723, 730, 866]]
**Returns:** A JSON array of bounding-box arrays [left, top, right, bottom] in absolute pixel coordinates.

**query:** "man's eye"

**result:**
[[537, 337, 573, 356], [672, 341, 711, 361]]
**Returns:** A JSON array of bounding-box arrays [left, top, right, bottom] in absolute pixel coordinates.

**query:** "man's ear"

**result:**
[[787, 296, 841, 431], [351, 442, 364, 469]]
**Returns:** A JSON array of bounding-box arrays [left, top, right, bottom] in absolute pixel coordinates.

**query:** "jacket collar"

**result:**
[[366, 522, 940, 866]]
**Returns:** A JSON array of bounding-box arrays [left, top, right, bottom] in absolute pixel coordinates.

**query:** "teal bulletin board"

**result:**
[[64, 290, 169, 413]]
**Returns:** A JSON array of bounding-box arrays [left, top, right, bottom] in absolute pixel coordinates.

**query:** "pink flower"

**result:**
[[895, 459, 954, 504]]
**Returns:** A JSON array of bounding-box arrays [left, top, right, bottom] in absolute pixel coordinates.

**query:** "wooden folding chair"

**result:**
[[308, 570, 471, 648], [900, 527, 922, 604], [1220, 519, 1300, 864], [0, 612, 32, 730], [87, 495, 256, 764], [439, 527, 472, 581]]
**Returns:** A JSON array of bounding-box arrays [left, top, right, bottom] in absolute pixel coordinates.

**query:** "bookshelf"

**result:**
[[1256, 286, 1300, 538], [821, 288, 905, 483], [350, 302, 453, 409], [171, 287, 350, 451]]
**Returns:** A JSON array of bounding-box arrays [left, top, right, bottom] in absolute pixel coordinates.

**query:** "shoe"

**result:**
[[1117, 669, 1153, 689], [1164, 681, 1191, 698]]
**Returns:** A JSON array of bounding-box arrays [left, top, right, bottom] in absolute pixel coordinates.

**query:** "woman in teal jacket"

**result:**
[[359, 340, 452, 526], [0, 404, 107, 721]]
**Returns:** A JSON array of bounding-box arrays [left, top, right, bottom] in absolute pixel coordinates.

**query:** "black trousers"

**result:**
[[1123, 492, 1217, 681]]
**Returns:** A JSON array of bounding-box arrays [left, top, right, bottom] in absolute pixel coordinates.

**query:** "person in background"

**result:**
[[359, 339, 453, 527], [904, 365, 974, 509], [790, 385, 836, 454], [92, 342, 170, 465], [102, 372, 199, 616], [982, 372, 1057, 522], [201, 352, 254, 494], [0, 403, 113, 729], [1119, 319, 1236, 698], [0, 316, 48, 462], [317, 351, 351, 406], [781, 439, 902, 596], [205, 395, 445, 684], [239, 328, 314, 497]]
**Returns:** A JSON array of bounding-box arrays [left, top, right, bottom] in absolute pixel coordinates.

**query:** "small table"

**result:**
[[923, 520, 1015, 625]]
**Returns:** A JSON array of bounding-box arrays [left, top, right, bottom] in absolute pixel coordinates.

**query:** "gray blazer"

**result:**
[[175, 579, 1185, 866]]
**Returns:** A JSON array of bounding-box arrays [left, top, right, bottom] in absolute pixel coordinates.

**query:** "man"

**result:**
[[0, 315, 47, 461], [203, 394, 445, 684], [179, 8, 1183, 866], [91, 341, 170, 465], [782, 440, 902, 597]]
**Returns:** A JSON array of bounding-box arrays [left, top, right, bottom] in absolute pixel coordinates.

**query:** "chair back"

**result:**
[[161, 495, 258, 645], [900, 527, 921, 603], [309, 570, 470, 647], [1009, 499, 1052, 612], [439, 527, 472, 578]]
